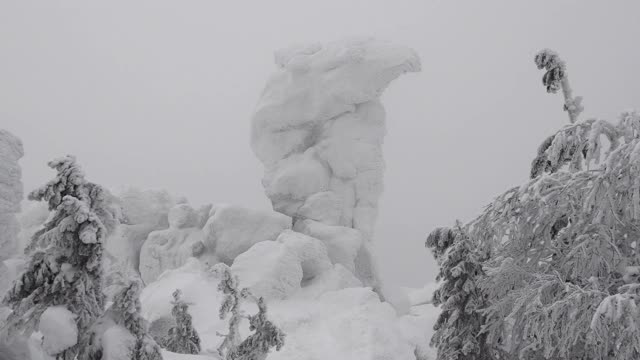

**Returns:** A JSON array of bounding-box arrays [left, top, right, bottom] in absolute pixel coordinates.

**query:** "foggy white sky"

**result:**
[[2, 1, 639, 287]]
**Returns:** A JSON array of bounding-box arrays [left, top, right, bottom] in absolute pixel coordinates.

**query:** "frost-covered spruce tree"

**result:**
[[227, 291, 285, 360], [214, 263, 243, 359], [426, 224, 494, 360], [83, 281, 163, 360], [440, 50, 640, 359], [212, 263, 285, 360], [163, 289, 200, 354], [2, 155, 118, 359]]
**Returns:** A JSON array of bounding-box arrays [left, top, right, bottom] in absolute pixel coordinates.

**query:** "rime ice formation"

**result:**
[[139, 204, 207, 284], [0, 130, 24, 261], [251, 38, 420, 287], [105, 188, 184, 273], [202, 204, 292, 264], [230, 230, 332, 300]]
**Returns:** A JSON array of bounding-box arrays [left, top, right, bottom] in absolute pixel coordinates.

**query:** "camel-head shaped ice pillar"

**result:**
[[251, 38, 420, 240]]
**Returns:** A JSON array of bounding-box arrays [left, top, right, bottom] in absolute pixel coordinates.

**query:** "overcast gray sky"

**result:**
[[2, 1, 639, 287]]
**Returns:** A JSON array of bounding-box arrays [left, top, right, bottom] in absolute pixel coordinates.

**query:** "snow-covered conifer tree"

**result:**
[[227, 291, 285, 360], [431, 50, 640, 359], [82, 281, 163, 360], [163, 289, 200, 354], [2, 156, 118, 359], [426, 224, 494, 360], [213, 263, 244, 359], [212, 263, 285, 360]]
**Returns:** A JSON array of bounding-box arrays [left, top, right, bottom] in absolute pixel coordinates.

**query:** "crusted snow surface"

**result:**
[[38, 306, 78, 356], [0, 130, 24, 262], [141, 259, 436, 360]]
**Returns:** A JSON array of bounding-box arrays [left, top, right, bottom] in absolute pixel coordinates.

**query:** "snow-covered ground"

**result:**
[[143, 260, 439, 360]]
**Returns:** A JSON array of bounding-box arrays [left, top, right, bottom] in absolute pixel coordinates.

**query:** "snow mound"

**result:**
[[140, 258, 227, 353], [102, 325, 136, 360], [38, 306, 77, 356], [202, 204, 292, 264], [0, 130, 23, 262], [141, 259, 435, 360], [251, 38, 420, 240]]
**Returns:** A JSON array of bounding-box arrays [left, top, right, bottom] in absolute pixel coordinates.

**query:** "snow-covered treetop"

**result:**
[[449, 51, 640, 358], [534, 49, 583, 123]]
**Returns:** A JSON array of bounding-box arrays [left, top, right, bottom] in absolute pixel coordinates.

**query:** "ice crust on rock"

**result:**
[[0, 130, 24, 261], [202, 204, 292, 264], [230, 230, 332, 300], [251, 38, 420, 238], [251, 39, 420, 290]]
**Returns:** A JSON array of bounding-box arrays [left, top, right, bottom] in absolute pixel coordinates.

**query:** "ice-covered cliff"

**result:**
[[0, 130, 23, 262], [251, 38, 420, 288]]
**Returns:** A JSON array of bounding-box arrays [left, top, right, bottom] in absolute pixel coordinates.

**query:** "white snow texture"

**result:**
[[38, 306, 78, 356]]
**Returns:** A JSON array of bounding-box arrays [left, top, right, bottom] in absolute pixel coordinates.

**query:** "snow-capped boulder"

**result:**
[[231, 230, 333, 300], [276, 230, 332, 281], [231, 240, 302, 300], [251, 38, 420, 239], [139, 204, 207, 284], [202, 204, 292, 264], [39, 306, 78, 356], [294, 219, 363, 273], [0, 130, 23, 262]]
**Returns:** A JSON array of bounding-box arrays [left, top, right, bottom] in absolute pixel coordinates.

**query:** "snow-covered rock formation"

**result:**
[[0, 130, 24, 262], [139, 204, 207, 284], [230, 230, 332, 300], [202, 204, 292, 264], [251, 38, 420, 288]]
